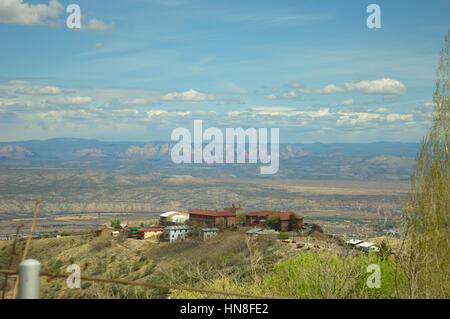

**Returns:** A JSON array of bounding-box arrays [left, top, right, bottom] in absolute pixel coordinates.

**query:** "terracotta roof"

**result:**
[[246, 211, 303, 221], [189, 209, 236, 217]]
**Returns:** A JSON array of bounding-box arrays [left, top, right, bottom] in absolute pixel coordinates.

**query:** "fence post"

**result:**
[[18, 259, 41, 299]]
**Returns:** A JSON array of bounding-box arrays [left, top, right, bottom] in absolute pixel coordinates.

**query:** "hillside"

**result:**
[[0, 228, 402, 299]]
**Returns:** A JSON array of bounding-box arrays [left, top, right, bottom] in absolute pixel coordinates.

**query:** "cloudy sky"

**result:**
[[0, 0, 448, 143]]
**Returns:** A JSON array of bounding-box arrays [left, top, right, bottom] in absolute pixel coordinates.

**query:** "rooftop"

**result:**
[[356, 241, 376, 248], [129, 226, 158, 230], [201, 228, 220, 232], [189, 209, 236, 217], [346, 239, 363, 245], [246, 211, 303, 221], [165, 225, 192, 230], [160, 211, 180, 217], [246, 228, 263, 234], [137, 228, 163, 232]]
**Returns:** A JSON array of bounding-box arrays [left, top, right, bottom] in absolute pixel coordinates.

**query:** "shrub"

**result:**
[[277, 232, 289, 240], [110, 219, 121, 230], [263, 251, 405, 299], [90, 237, 112, 251], [265, 216, 281, 231]]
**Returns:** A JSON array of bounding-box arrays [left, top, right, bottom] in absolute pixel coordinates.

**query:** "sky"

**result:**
[[0, 0, 448, 143]]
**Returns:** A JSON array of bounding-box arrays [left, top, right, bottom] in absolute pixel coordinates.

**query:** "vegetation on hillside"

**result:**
[[400, 30, 449, 298]]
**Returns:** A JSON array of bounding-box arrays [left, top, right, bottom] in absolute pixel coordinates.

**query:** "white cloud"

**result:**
[[375, 107, 391, 113], [300, 84, 346, 94], [119, 98, 148, 106], [81, 17, 114, 32], [385, 113, 413, 122], [45, 96, 92, 105], [265, 94, 278, 100], [16, 85, 61, 95], [269, 78, 407, 99], [0, 0, 63, 26], [421, 102, 435, 108], [0, 99, 18, 107], [160, 89, 216, 102], [329, 99, 354, 107], [345, 78, 406, 95], [251, 106, 296, 112], [336, 112, 381, 126], [265, 89, 302, 100], [280, 90, 302, 99], [415, 101, 436, 112]]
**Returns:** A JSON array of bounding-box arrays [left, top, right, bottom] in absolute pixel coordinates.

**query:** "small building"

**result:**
[[189, 209, 236, 228], [136, 227, 164, 240], [255, 229, 278, 235], [111, 231, 120, 238], [246, 228, 278, 236], [164, 225, 192, 243], [246, 211, 304, 231], [160, 211, 189, 225], [356, 241, 380, 252], [126, 226, 143, 238], [345, 238, 363, 246], [201, 228, 219, 241], [246, 228, 263, 236], [386, 228, 400, 237], [170, 214, 189, 224]]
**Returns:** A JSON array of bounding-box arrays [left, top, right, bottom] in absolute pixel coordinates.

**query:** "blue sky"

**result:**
[[0, 0, 448, 142]]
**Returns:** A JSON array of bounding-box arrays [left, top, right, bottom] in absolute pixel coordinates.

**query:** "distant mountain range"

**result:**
[[0, 139, 419, 181], [0, 138, 421, 160]]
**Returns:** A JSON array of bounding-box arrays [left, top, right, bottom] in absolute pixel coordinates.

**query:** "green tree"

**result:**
[[288, 214, 299, 231], [110, 219, 121, 230], [400, 30, 449, 298], [265, 216, 281, 231]]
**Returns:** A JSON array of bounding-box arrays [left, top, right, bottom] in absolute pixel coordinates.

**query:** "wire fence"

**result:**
[[0, 268, 278, 299]]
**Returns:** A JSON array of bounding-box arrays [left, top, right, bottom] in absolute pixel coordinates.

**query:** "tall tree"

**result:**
[[288, 214, 299, 231], [401, 30, 449, 298]]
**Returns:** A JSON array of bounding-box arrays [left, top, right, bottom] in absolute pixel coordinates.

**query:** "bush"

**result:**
[[277, 232, 289, 240], [110, 219, 121, 230], [51, 259, 64, 273], [263, 251, 406, 299], [265, 216, 281, 231], [90, 237, 112, 251]]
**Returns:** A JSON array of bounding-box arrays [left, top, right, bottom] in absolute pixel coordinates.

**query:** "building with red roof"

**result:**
[[136, 227, 164, 240], [246, 211, 303, 231], [189, 209, 237, 228]]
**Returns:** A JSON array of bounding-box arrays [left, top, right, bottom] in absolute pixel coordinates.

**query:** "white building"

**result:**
[[164, 225, 192, 243], [170, 214, 189, 224], [160, 211, 189, 224], [346, 238, 363, 246], [201, 228, 219, 240], [246, 228, 278, 236], [356, 241, 380, 252]]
